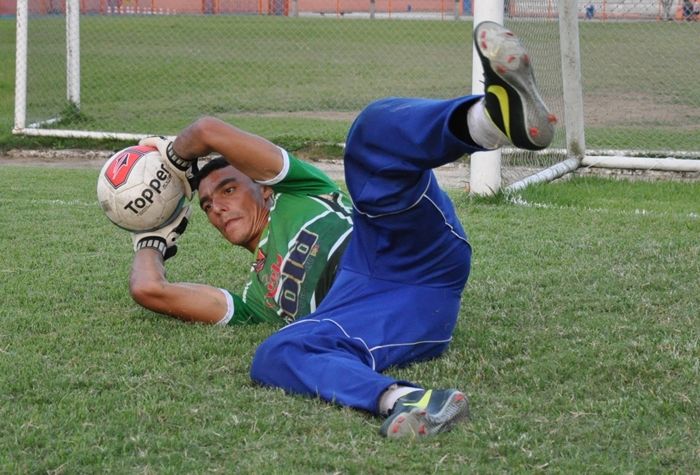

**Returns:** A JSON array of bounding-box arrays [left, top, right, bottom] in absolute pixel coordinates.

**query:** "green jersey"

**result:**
[[225, 151, 353, 325]]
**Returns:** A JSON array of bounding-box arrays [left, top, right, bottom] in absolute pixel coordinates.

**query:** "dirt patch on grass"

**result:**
[[584, 93, 700, 130], [0, 148, 472, 190], [3, 148, 696, 189], [0, 148, 112, 169]]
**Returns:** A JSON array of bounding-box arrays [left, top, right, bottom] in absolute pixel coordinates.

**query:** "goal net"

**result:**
[[13, 0, 700, 189]]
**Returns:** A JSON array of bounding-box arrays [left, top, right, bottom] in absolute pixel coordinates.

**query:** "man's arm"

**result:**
[[129, 248, 230, 325], [172, 116, 284, 182]]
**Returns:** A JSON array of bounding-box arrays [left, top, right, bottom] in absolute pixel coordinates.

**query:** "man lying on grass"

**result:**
[[127, 22, 555, 438]]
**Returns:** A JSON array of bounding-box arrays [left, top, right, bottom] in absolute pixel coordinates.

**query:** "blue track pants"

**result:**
[[250, 96, 484, 414]]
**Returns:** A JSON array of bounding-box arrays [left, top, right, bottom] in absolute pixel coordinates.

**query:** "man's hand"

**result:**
[[139, 136, 198, 199], [132, 205, 192, 261]]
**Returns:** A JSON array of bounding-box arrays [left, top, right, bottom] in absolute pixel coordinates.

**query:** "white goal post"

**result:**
[[470, 0, 585, 194], [14, 0, 146, 142], [504, 0, 585, 193]]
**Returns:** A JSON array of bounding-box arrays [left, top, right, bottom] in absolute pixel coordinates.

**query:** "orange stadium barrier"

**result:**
[[0, 0, 465, 16], [2, 0, 698, 20]]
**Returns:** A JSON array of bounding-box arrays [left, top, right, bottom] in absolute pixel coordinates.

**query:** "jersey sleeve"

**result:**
[[223, 291, 267, 325], [256, 148, 339, 196]]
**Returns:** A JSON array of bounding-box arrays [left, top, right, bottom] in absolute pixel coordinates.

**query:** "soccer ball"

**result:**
[[96, 145, 186, 232]]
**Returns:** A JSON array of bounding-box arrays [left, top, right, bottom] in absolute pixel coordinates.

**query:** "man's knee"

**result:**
[[250, 331, 299, 385]]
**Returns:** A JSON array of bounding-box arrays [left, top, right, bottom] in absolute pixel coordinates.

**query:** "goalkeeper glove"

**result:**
[[132, 205, 192, 261], [139, 136, 198, 200]]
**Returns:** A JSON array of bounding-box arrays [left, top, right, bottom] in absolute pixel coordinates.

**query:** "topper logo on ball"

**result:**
[[123, 162, 174, 215]]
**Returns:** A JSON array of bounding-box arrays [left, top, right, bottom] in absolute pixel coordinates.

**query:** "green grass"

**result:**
[[1, 168, 698, 472]]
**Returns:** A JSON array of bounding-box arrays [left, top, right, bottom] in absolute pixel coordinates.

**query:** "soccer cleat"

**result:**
[[379, 389, 469, 439], [474, 21, 557, 151]]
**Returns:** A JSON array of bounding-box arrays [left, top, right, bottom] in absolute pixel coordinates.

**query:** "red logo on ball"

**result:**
[[105, 146, 156, 189]]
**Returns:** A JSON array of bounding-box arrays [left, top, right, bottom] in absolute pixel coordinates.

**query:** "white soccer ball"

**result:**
[[97, 145, 186, 232]]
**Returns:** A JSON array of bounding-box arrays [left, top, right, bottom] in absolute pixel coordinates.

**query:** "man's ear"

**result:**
[[262, 185, 274, 204]]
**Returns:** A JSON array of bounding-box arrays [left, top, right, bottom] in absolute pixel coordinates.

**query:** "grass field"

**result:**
[[1, 12, 698, 471], [1, 165, 698, 472]]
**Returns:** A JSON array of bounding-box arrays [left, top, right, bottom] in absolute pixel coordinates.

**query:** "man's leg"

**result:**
[[342, 94, 484, 217], [251, 97, 475, 435], [337, 97, 477, 437], [374, 22, 556, 438], [250, 275, 464, 414], [371, 22, 556, 437]]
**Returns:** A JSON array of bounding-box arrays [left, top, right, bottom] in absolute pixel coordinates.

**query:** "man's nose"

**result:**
[[212, 199, 227, 214]]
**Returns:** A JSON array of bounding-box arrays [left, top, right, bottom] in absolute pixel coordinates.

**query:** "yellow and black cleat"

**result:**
[[474, 21, 557, 151], [380, 389, 470, 439]]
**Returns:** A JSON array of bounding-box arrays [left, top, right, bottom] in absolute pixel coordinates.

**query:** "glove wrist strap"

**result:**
[[135, 236, 167, 256], [166, 141, 191, 172]]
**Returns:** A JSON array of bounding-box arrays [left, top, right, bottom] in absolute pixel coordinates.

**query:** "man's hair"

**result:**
[[192, 156, 230, 191]]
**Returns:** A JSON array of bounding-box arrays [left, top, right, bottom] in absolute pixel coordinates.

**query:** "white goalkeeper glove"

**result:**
[[139, 136, 198, 200], [132, 205, 192, 261]]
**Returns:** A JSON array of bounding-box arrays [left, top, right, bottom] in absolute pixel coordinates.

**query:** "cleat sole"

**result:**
[[474, 21, 555, 150], [383, 391, 470, 439]]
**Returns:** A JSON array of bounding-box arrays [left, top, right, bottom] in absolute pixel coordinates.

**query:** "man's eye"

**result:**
[[225, 187, 236, 194]]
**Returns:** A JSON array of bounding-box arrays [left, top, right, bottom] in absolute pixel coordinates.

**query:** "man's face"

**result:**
[[198, 165, 273, 252]]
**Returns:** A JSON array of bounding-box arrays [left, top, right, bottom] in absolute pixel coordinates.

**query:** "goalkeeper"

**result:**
[[130, 134, 354, 326], [129, 22, 555, 438]]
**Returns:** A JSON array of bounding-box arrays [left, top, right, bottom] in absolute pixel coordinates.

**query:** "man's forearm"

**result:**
[[129, 249, 229, 325], [172, 116, 283, 182]]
